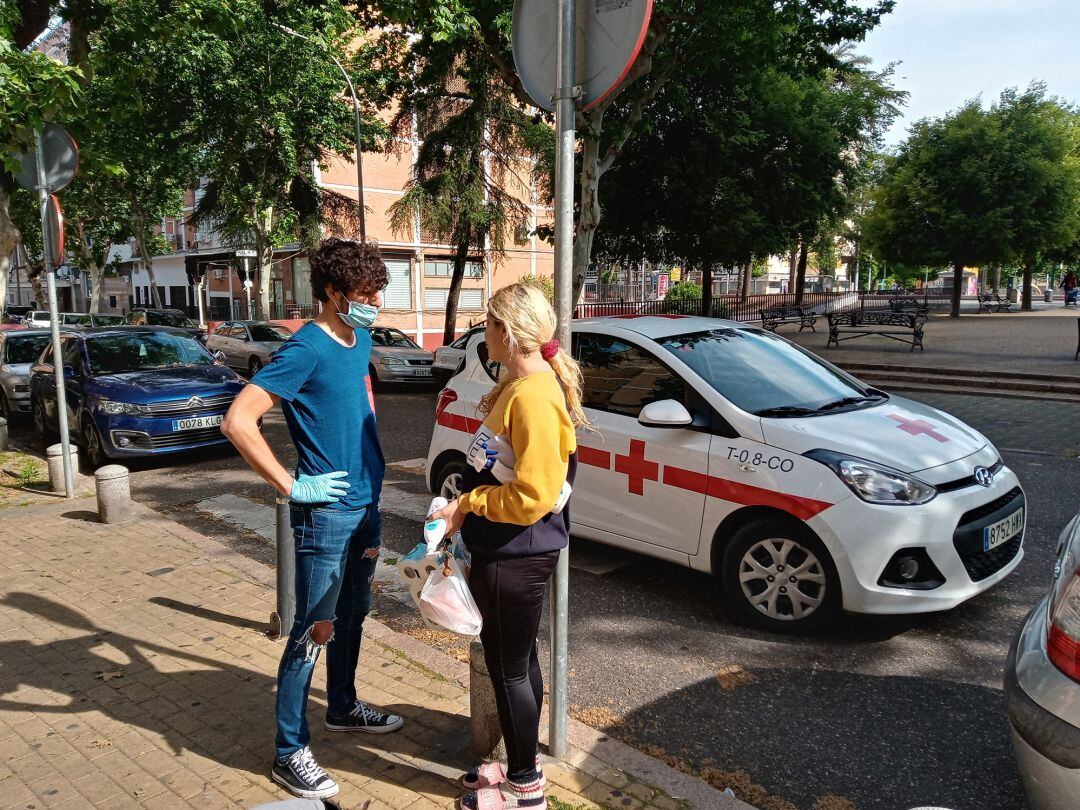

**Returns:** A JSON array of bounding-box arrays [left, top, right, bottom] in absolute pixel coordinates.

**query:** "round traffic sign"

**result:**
[[13, 123, 80, 194], [512, 0, 653, 112]]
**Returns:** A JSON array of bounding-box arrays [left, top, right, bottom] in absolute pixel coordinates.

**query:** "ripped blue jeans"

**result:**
[[275, 503, 381, 759]]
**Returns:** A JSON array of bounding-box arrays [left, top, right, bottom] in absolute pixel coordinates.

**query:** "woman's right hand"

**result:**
[[430, 498, 465, 536]]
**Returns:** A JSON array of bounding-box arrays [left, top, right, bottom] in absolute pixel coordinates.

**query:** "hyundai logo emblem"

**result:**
[[974, 466, 994, 487], [187, 395, 205, 409]]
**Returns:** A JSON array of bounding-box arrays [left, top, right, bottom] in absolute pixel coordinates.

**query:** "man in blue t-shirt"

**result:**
[[223, 238, 402, 801]]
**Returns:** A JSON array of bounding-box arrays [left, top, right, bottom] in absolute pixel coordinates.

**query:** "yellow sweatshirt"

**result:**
[[458, 370, 577, 526]]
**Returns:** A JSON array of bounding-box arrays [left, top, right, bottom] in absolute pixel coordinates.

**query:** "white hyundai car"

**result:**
[[425, 315, 1025, 632]]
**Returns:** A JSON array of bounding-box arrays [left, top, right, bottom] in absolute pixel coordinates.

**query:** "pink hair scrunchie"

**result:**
[[540, 339, 560, 360]]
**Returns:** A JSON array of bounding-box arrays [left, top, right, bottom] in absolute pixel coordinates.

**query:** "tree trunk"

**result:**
[[993, 264, 1001, 292], [701, 259, 713, 318], [255, 207, 274, 320], [740, 260, 753, 303], [28, 259, 45, 307], [571, 113, 605, 304], [1020, 260, 1034, 311], [787, 249, 797, 292], [950, 260, 963, 317], [444, 236, 472, 346], [134, 215, 163, 309], [0, 185, 19, 321], [794, 241, 809, 305]]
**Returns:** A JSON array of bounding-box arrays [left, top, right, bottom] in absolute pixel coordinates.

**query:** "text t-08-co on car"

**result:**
[[425, 315, 1025, 633]]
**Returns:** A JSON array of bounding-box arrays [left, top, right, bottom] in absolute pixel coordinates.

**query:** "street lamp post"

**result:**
[[273, 23, 366, 243]]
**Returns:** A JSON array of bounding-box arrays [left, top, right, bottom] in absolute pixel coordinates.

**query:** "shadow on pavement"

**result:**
[[0, 592, 465, 799]]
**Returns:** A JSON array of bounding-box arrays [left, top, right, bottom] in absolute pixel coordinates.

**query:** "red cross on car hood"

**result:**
[[760, 396, 989, 474]]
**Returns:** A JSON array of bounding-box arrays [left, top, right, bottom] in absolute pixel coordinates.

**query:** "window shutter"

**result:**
[[383, 260, 412, 309]]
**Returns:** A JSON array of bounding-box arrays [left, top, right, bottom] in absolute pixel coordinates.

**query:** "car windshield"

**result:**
[[5, 335, 51, 364], [658, 328, 880, 416], [85, 332, 212, 375], [94, 315, 125, 326], [248, 323, 291, 341], [145, 311, 196, 328], [370, 328, 419, 348], [62, 314, 90, 324]]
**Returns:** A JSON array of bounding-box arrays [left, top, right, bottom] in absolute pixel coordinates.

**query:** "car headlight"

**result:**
[[98, 400, 150, 415], [805, 449, 937, 505], [380, 357, 405, 366]]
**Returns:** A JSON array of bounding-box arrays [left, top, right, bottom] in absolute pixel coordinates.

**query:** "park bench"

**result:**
[[977, 292, 1013, 314], [760, 305, 817, 332], [827, 310, 926, 352], [888, 296, 930, 317]]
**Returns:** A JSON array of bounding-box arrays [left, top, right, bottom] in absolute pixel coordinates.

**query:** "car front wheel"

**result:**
[[720, 517, 841, 634], [249, 356, 263, 376], [433, 457, 466, 500], [81, 413, 110, 470], [32, 397, 55, 444]]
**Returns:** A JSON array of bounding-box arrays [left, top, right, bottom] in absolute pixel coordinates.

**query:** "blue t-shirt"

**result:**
[[252, 322, 384, 510]]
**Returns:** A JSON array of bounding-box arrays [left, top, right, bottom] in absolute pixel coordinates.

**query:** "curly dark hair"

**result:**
[[309, 238, 390, 303]]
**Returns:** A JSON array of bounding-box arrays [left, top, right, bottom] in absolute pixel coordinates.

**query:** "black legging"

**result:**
[[469, 550, 560, 783]]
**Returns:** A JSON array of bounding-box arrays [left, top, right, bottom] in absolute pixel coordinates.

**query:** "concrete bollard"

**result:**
[[469, 640, 506, 760], [95, 465, 132, 524], [46, 443, 77, 494], [0, 416, 7, 451]]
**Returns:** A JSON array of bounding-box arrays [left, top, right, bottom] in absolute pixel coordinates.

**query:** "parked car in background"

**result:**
[[1006, 512, 1080, 809], [126, 308, 207, 345], [23, 311, 52, 329], [4, 305, 32, 325], [62, 313, 126, 327], [206, 320, 293, 376], [0, 329, 55, 419], [366, 326, 434, 389], [29, 326, 245, 468], [432, 325, 484, 387]]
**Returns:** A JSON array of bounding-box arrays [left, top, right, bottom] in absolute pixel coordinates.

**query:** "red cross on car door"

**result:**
[[573, 333, 710, 559]]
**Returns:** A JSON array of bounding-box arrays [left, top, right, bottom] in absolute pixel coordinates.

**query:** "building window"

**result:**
[[383, 259, 412, 309], [424, 259, 483, 279], [109, 295, 117, 308], [424, 288, 483, 311], [293, 257, 312, 307]]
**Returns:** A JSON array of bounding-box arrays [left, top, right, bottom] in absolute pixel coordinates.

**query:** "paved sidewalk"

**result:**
[[786, 308, 1080, 376], [0, 498, 751, 810]]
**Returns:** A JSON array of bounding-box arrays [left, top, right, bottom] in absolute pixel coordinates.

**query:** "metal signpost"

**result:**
[[13, 125, 80, 496], [512, 0, 653, 758], [236, 249, 256, 319]]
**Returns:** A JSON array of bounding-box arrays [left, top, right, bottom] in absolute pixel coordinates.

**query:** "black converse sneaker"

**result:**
[[272, 746, 339, 799], [325, 699, 405, 733]]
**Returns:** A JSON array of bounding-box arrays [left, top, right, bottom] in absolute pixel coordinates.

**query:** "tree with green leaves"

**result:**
[[0, 1, 82, 317], [865, 87, 1080, 316], [377, 0, 894, 303], [387, 45, 538, 344]]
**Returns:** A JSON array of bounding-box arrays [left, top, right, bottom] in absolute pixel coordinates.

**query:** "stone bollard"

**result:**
[[0, 416, 7, 451], [46, 443, 77, 494], [95, 465, 133, 524], [469, 640, 506, 760]]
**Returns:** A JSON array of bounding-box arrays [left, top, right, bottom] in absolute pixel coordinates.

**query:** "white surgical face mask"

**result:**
[[335, 293, 378, 329]]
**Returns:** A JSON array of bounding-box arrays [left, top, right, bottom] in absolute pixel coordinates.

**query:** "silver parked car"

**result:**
[[366, 327, 434, 389], [206, 320, 293, 376], [1006, 511, 1080, 809], [432, 325, 484, 386], [0, 329, 55, 419]]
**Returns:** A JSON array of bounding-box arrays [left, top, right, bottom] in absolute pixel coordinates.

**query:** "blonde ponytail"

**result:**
[[478, 282, 591, 429]]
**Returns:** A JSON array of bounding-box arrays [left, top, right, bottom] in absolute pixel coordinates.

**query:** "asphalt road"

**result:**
[[8, 384, 1080, 810]]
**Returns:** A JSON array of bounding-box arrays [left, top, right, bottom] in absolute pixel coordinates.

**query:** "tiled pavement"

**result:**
[[0, 498, 750, 810]]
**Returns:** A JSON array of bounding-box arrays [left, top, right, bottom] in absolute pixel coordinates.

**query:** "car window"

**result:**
[[212, 322, 232, 336], [224, 326, 244, 339], [450, 329, 477, 349], [4, 334, 50, 364], [369, 328, 418, 348], [574, 334, 686, 418], [146, 311, 195, 328], [85, 332, 212, 376], [62, 339, 82, 371], [657, 328, 866, 415], [93, 315, 124, 326], [476, 341, 505, 383], [248, 323, 290, 341]]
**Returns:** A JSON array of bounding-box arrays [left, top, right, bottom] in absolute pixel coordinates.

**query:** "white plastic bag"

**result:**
[[418, 556, 482, 636]]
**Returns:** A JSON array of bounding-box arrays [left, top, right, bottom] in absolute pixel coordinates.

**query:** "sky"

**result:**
[[858, 0, 1080, 145]]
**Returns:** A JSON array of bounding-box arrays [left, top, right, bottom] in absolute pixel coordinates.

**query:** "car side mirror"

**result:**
[[638, 399, 693, 427], [213, 350, 227, 365]]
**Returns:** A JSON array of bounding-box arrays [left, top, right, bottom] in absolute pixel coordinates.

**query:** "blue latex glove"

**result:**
[[290, 471, 350, 504], [480, 441, 499, 471]]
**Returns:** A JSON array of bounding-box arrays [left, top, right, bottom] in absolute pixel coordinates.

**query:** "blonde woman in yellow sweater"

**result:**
[[432, 282, 588, 810]]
